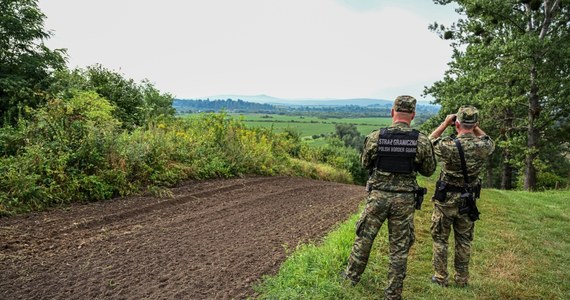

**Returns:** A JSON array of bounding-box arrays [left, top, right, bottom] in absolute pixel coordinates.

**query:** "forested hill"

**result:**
[[173, 99, 275, 113], [173, 98, 440, 118]]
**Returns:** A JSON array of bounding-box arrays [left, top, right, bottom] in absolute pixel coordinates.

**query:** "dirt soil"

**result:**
[[0, 176, 365, 299]]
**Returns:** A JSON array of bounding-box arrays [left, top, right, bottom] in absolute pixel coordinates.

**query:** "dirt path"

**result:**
[[0, 176, 365, 299]]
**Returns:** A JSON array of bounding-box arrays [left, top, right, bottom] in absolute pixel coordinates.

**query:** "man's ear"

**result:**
[[391, 109, 394, 117], [411, 112, 416, 120]]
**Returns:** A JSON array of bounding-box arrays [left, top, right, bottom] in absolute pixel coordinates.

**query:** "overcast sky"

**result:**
[[38, 0, 458, 101]]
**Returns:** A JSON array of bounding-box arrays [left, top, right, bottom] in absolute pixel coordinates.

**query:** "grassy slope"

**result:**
[[254, 174, 570, 300]]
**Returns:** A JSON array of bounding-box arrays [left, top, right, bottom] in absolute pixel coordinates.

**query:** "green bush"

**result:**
[[0, 91, 120, 213], [299, 137, 367, 185], [1, 107, 360, 215], [537, 171, 568, 190], [49, 66, 175, 129]]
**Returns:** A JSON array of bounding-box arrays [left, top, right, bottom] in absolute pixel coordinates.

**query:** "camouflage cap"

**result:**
[[393, 95, 416, 113], [456, 105, 479, 124]]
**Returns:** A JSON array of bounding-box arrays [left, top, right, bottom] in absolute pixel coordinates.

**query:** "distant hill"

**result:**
[[204, 94, 283, 104], [173, 98, 275, 113], [172, 97, 440, 121], [271, 98, 394, 107], [179, 94, 436, 107]]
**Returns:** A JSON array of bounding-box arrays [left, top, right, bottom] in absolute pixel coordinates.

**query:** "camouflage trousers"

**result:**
[[430, 197, 475, 286], [344, 190, 416, 300]]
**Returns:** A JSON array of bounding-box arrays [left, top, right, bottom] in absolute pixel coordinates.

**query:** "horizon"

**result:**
[[173, 94, 439, 105]]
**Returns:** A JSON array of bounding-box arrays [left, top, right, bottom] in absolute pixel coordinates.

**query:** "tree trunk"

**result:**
[[524, 66, 540, 191], [522, 0, 561, 191], [486, 157, 494, 188], [501, 108, 514, 190], [501, 153, 513, 190]]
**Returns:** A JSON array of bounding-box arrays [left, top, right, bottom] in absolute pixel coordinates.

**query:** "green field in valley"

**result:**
[[183, 113, 395, 141], [237, 114, 393, 137], [254, 173, 570, 299]]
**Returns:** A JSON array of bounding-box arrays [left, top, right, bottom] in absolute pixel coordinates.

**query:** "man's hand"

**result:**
[[445, 114, 457, 126], [429, 114, 457, 140]]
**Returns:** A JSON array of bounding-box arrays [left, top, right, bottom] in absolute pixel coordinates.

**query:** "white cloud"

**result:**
[[39, 0, 453, 100]]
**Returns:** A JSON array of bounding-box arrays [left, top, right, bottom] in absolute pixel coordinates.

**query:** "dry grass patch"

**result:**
[[488, 249, 522, 282]]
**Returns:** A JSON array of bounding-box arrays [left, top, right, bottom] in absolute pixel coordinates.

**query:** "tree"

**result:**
[[425, 0, 570, 190], [0, 0, 66, 125], [49, 65, 175, 129], [335, 123, 365, 151], [140, 80, 175, 120]]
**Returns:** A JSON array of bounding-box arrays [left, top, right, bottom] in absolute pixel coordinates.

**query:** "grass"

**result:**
[[184, 113, 394, 138], [254, 174, 570, 299], [239, 114, 392, 137]]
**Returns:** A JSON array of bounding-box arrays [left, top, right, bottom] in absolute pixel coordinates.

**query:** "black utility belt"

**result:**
[[371, 188, 417, 193], [443, 175, 478, 183], [433, 180, 481, 202], [443, 184, 465, 193]]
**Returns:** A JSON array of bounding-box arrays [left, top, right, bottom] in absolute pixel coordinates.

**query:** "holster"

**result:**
[[414, 187, 428, 210], [473, 183, 481, 198], [433, 180, 447, 202], [458, 186, 481, 221]]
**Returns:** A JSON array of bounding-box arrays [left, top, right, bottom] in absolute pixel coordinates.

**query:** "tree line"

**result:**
[[423, 0, 569, 191], [174, 99, 276, 113], [174, 99, 439, 123]]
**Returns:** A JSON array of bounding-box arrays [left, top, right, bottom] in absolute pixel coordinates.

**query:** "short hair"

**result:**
[[459, 122, 475, 130], [394, 110, 414, 120]]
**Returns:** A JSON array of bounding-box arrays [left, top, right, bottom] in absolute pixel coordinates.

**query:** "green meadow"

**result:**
[[254, 174, 570, 299], [237, 114, 392, 137], [181, 113, 394, 138]]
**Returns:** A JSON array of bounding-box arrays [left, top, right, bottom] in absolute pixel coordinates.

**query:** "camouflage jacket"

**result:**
[[431, 133, 495, 187], [362, 122, 436, 192]]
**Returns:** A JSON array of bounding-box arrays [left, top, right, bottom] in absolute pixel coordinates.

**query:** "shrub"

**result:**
[[0, 108, 359, 215], [0, 91, 120, 213], [299, 137, 367, 185]]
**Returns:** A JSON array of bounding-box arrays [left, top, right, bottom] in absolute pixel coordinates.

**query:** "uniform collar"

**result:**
[[457, 132, 476, 138]]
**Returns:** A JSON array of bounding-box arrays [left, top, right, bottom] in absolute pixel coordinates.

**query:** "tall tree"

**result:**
[[0, 0, 66, 124], [49, 65, 175, 129], [425, 0, 570, 190]]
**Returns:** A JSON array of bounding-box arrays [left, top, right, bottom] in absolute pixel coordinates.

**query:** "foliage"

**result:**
[[48, 65, 175, 129], [0, 107, 361, 215], [424, 0, 570, 190], [0, 0, 67, 125], [140, 80, 177, 120], [0, 91, 120, 213], [298, 137, 368, 186], [334, 123, 365, 151], [173, 98, 276, 114]]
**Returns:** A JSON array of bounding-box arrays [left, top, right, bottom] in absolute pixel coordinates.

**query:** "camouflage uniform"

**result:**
[[343, 96, 436, 300], [430, 106, 495, 286]]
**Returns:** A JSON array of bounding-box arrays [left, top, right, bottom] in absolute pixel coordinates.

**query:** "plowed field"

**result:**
[[0, 176, 365, 299]]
